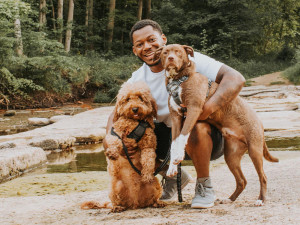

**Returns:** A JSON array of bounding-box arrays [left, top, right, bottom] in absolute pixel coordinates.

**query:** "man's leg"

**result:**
[[186, 121, 215, 208], [154, 122, 192, 201]]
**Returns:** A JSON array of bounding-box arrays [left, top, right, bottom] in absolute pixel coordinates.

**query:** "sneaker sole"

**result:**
[[160, 175, 192, 201], [191, 202, 214, 209]]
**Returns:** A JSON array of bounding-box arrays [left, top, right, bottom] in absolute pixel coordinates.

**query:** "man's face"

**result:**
[[132, 25, 167, 67]]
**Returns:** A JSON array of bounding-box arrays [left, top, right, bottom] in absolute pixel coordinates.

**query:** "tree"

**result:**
[[85, 0, 94, 51], [107, 0, 116, 51], [57, 0, 64, 43], [39, 0, 47, 31], [146, 0, 151, 19], [137, 0, 143, 20], [65, 0, 74, 53]]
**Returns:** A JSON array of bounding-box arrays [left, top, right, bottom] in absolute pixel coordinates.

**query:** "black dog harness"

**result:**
[[111, 120, 169, 176], [166, 76, 212, 112]]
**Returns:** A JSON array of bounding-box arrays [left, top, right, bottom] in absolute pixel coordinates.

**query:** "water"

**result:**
[[44, 138, 300, 173]]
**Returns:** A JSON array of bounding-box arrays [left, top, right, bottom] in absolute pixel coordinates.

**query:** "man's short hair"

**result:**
[[130, 19, 163, 45]]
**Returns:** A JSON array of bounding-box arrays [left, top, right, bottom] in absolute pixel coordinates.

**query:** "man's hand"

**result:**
[[198, 102, 214, 121]]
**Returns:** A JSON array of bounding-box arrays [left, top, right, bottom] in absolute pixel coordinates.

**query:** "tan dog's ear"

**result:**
[[183, 45, 194, 57], [153, 46, 164, 62]]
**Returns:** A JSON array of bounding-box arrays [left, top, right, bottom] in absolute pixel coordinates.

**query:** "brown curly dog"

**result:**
[[81, 81, 165, 212]]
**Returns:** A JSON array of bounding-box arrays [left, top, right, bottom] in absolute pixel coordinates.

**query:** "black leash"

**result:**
[[177, 163, 183, 202]]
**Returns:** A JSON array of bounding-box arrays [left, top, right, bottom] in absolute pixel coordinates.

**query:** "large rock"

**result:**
[[49, 115, 72, 123], [29, 135, 76, 150], [0, 146, 46, 182], [28, 118, 51, 126]]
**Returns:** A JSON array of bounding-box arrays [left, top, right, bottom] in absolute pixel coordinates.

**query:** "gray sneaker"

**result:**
[[191, 177, 215, 208], [160, 169, 192, 201]]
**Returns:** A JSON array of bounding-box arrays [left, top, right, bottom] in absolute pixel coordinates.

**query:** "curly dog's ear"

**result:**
[[113, 98, 121, 122], [153, 46, 164, 63], [183, 45, 194, 57]]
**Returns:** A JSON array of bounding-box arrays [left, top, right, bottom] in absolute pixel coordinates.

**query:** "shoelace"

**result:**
[[196, 182, 206, 197]]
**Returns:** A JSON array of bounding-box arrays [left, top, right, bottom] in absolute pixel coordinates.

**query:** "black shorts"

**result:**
[[154, 122, 224, 161]]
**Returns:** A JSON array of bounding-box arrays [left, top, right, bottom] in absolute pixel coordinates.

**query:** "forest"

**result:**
[[0, 0, 299, 109]]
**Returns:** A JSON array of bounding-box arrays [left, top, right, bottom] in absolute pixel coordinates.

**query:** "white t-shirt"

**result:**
[[127, 52, 223, 127]]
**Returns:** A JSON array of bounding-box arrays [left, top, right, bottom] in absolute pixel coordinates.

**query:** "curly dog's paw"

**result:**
[[152, 200, 167, 208], [141, 173, 154, 183]]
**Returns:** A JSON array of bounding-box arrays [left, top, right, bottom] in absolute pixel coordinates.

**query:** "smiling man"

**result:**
[[105, 19, 245, 208]]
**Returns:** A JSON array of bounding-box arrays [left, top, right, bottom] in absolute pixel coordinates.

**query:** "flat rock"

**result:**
[[0, 146, 46, 182], [4, 110, 16, 117], [28, 118, 51, 126], [29, 135, 76, 150], [0, 142, 16, 149], [49, 115, 72, 123]]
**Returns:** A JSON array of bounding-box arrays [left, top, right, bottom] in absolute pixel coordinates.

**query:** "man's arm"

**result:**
[[198, 64, 246, 120]]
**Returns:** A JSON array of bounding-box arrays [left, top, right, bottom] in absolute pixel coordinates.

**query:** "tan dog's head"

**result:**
[[114, 81, 157, 125], [153, 44, 194, 77]]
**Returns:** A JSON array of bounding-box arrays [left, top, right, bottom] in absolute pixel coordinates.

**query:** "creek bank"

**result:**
[[0, 84, 299, 182]]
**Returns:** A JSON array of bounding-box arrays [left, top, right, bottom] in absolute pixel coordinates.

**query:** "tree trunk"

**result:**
[[107, 0, 116, 51], [137, 0, 143, 20], [57, 0, 64, 43], [146, 0, 151, 19], [39, 0, 47, 31], [14, 19, 23, 57], [65, 0, 74, 53], [85, 0, 94, 52], [50, 0, 56, 30]]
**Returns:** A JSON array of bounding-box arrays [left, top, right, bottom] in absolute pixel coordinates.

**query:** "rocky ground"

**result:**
[[0, 72, 299, 225]]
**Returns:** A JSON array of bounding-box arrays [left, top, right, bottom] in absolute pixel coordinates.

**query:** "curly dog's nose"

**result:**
[[132, 107, 139, 113]]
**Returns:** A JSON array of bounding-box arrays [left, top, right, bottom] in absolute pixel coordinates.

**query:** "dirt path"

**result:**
[[249, 72, 291, 86], [0, 151, 299, 225]]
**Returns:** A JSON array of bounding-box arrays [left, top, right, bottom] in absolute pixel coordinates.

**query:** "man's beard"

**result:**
[[137, 56, 161, 67]]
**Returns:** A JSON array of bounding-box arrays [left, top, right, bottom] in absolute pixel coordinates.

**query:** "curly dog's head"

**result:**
[[114, 82, 157, 122]]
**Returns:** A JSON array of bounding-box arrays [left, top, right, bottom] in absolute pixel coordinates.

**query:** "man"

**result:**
[[105, 19, 245, 208]]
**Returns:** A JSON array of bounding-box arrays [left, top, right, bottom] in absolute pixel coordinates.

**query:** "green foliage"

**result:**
[[283, 49, 300, 84], [225, 58, 292, 79], [0, 67, 44, 101]]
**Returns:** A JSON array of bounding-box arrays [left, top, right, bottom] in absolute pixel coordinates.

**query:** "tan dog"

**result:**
[[153, 44, 279, 206], [81, 82, 164, 212]]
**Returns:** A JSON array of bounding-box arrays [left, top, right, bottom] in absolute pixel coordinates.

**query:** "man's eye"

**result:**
[[136, 43, 142, 48], [149, 38, 156, 42]]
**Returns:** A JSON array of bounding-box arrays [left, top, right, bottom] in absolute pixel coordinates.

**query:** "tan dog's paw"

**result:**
[[218, 198, 233, 204], [105, 149, 119, 160], [255, 200, 264, 206], [166, 163, 178, 177]]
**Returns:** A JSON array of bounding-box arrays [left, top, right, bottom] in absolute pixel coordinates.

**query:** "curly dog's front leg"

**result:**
[[140, 148, 156, 183], [104, 134, 123, 160]]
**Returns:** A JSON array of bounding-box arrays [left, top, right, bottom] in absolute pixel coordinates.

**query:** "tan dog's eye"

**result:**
[[139, 96, 143, 102]]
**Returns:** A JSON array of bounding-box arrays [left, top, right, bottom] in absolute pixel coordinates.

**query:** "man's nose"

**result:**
[[144, 41, 151, 50]]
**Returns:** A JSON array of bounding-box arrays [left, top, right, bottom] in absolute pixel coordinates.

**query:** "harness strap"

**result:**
[[110, 122, 170, 176], [111, 127, 141, 175], [127, 120, 151, 142]]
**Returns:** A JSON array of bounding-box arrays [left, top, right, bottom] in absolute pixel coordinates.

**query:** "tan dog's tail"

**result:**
[[81, 201, 112, 210], [263, 141, 279, 162]]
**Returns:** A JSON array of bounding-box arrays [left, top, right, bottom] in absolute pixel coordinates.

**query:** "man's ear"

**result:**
[[183, 45, 194, 57], [153, 46, 164, 62], [132, 46, 137, 56]]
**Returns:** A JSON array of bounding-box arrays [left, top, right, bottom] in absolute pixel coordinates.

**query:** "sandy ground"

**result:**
[[0, 151, 299, 225], [0, 72, 299, 225]]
